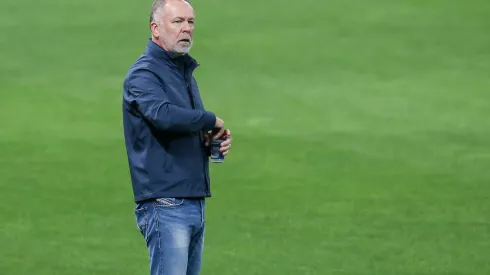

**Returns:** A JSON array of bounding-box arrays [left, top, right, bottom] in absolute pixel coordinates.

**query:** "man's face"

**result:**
[[154, 0, 195, 55]]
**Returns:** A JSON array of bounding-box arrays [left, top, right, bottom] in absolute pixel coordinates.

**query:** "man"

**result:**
[[121, 0, 232, 274]]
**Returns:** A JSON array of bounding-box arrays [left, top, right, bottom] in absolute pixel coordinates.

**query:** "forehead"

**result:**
[[163, 0, 194, 19]]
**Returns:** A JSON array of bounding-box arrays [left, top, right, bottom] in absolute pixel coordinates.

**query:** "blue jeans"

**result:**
[[134, 198, 206, 275]]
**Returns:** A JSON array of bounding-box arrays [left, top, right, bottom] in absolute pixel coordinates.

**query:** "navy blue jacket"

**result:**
[[122, 39, 217, 202]]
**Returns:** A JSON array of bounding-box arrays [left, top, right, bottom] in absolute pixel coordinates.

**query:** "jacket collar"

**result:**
[[145, 38, 199, 69]]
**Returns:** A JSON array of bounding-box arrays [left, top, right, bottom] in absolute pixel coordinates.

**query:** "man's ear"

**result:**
[[150, 22, 160, 38]]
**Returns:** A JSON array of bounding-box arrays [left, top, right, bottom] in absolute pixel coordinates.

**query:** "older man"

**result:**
[[121, 0, 232, 274]]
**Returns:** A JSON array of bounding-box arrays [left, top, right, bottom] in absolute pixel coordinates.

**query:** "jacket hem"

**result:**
[[134, 191, 212, 202]]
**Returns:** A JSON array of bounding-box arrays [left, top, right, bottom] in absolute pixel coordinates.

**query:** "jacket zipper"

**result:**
[[185, 65, 210, 196]]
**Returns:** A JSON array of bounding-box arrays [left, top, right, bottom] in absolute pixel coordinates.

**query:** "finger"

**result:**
[[220, 144, 231, 153], [220, 138, 231, 146], [202, 135, 210, 146]]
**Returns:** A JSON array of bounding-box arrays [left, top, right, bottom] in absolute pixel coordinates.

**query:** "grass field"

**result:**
[[1, 0, 490, 274]]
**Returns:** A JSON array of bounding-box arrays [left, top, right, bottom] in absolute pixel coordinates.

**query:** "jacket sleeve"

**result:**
[[124, 68, 216, 133]]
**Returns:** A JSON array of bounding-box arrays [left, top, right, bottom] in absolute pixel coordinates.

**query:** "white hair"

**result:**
[[149, 0, 191, 25]]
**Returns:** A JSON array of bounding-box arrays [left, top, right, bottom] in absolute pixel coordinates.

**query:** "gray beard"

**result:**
[[160, 37, 192, 56]]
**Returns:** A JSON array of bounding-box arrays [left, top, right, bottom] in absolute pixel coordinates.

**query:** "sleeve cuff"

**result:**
[[202, 111, 216, 131]]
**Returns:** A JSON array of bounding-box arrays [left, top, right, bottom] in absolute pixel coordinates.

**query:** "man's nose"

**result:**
[[182, 21, 193, 32]]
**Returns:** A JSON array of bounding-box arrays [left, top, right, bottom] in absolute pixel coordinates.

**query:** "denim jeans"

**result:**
[[134, 198, 206, 275]]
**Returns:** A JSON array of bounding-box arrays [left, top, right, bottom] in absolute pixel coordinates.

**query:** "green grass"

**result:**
[[1, 0, 490, 274]]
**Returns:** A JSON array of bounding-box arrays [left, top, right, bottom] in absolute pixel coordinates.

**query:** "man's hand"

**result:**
[[202, 128, 232, 156], [203, 117, 225, 147], [219, 129, 232, 156], [212, 117, 225, 139], [215, 117, 224, 128]]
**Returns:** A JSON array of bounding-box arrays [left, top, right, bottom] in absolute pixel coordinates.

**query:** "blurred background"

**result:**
[[1, 0, 489, 274]]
